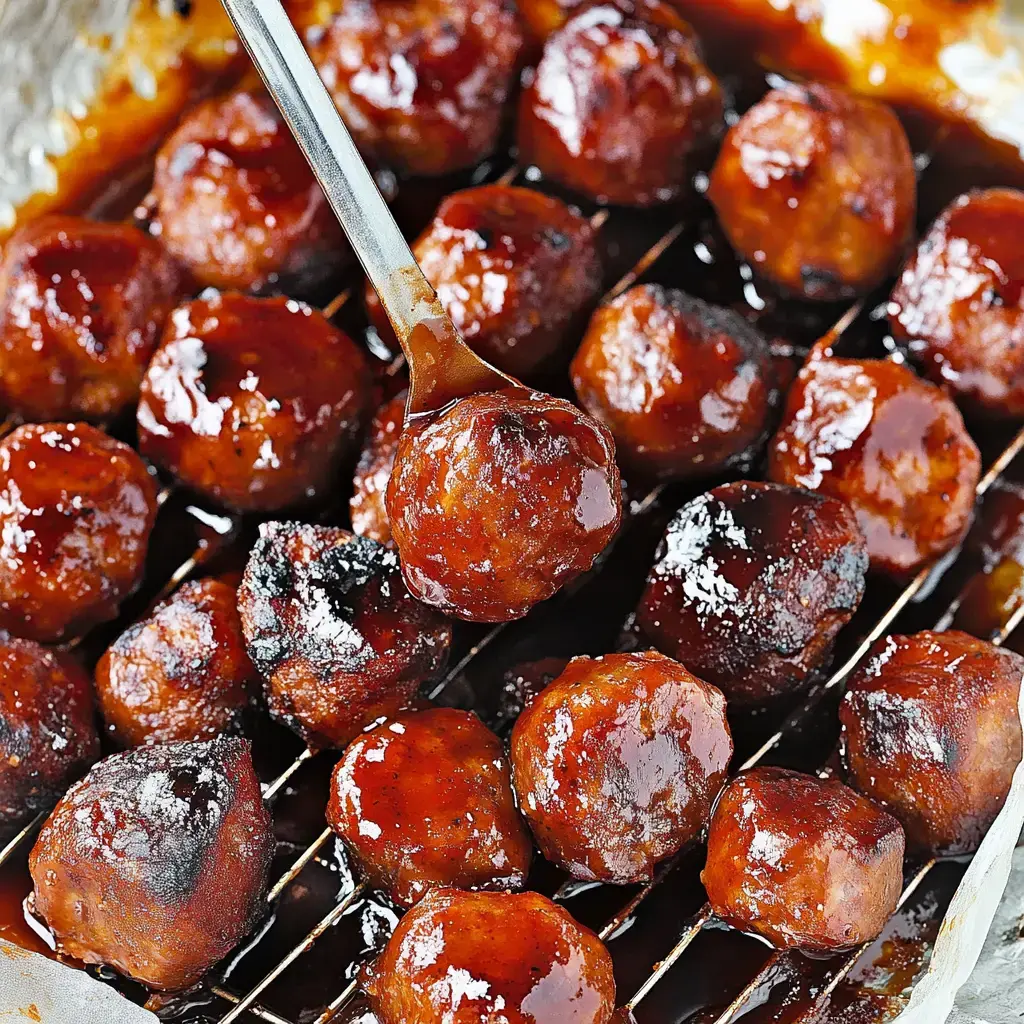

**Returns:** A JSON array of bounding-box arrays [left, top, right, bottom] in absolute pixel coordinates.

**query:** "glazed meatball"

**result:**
[[510, 651, 732, 883], [29, 737, 274, 991], [308, 0, 523, 176], [635, 482, 868, 706], [841, 630, 1023, 856], [366, 186, 602, 379], [95, 579, 259, 748], [516, 0, 583, 42], [767, 356, 981, 576], [0, 637, 100, 835], [708, 82, 916, 301], [571, 286, 776, 480], [0, 216, 179, 421], [386, 388, 622, 621], [328, 708, 532, 905], [890, 189, 1024, 418], [238, 522, 452, 749], [702, 767, 905, 952], [363, 889, 616, 1024], [518, 1, 722, 206], [149, 90, 349, 293], [0, 423, 158, 643], [137, 292, 370, 512], [350, 391, 406, 545]]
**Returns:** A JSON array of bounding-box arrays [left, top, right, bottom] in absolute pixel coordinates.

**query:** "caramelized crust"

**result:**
[[29, 737, 274, 991], [767, 356, 981, 576], [238, 522, 452, 749], [328, 707, 532, 905], [841, 630, 1024, 856], [386, 388, 622, 622], [350, 391, 406, 546], [702, 767, 905, 952]]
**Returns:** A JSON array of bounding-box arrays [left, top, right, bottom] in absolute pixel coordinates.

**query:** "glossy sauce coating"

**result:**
[[328, 707, 532, 905], [362, 888, 617, 1024], [0, 637, 100, 835], [708, 82, 916, 300], [890, 188, 1024, 418], [386, 388, 622, 622], [702, 767, 905, 952], [309, 0, 523, 176], [518, 1, 722, 206], [0, 423, 158, 643], [571, 285, 775, 480], [636, 482, 868, 706], [0, 216, 179, 421], [350, 391, 406, 546], [366, 186, 602, 379], [95, 578, 259, 748], [510, 651, 732, 882], [767, 356, 981, 576], [149, 90, 349, 293], [841, 630, 1023, 856], [29, 737, 274, 991], [137, 292, 370, 512], [238, 522, 452, 749]]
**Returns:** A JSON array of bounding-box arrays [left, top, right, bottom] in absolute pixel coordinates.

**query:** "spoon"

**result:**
[[218, 0, 519, 418]]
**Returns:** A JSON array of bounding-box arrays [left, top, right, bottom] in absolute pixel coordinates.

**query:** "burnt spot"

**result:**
[[799, 265, 842, 299]]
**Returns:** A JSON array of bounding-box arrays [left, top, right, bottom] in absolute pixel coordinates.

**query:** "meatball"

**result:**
[[29, 737, 274, 991], [708, 82, 916, 301], [366, 186, 602, 379], [518, 1, 722, 206], [95, 579, 259, 748], [363, 889, 616, 1024], [308, 0, 523, 176], [510, 651, 732, 883], [149, 90, 349, 293], [890, 189, 1024, 418], [635, 482, 868, 706], [516, 0, 583, 42], [238, 522, 452, 749], [386, 388, 622, 621], [0, 423, 158, 643], [767, 356, 981, 576], [328, 708, 532, 905], [137, 292, 371, 512], [702, 767, 905, 952], [571, 285, 776, 480], [350, 391, 406, 545], [0, 637, 100, 835], [0, 216, 179, 421], [841, 630, 1023, 856]]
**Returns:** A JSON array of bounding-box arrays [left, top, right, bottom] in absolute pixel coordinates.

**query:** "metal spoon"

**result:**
[[217, 0, 519, 417]]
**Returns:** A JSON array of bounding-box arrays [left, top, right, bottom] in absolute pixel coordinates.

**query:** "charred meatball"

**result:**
[[137, 292, 370, 512], [708, 82, 916, 301], [841, 630, 1023, 856], [308, 0, 523, 176], [29, 737, 274, 991], [328, 708, 532, 905], [518, 1, 722, 207], [366, 186, 602, 379], [0, 637, 99, 835], [635, 482, 868, 706], [703, 767, 905, 952], [767, 356, 981, 576], [0, 216, 179, 421], [363, 888, 616, 1024], [386, 388, 622, 621], [238, 522, 452, 749], [510, 651, 732, 882], [350, 391, 406, 545], [0, 423, 158, 643], [149, 90, 349, 294], [95, 579, 259, 748], [890, 189, 1024, 418], [571, 286, 775, 480]]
